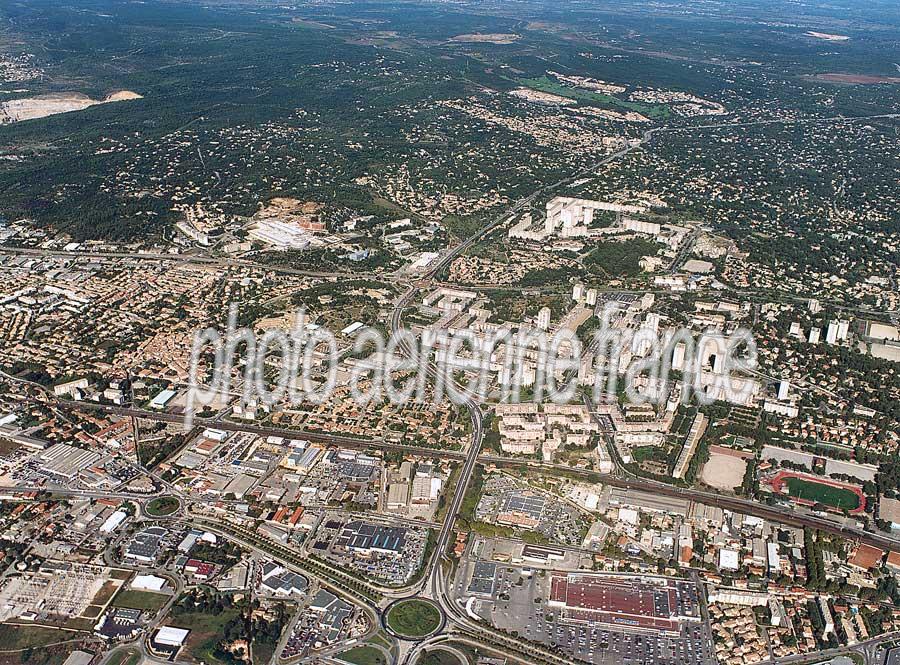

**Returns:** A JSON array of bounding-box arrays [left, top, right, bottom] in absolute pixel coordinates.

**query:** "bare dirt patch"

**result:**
[[0, 90, 142, 123], [813, 73, 900, 84], [804, 31, 850, 42], [450, 33, 520, 45], [291, 18, 335, 29], [700, 452, 747, 492]]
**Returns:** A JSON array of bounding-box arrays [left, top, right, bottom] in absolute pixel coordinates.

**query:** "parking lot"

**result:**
[[474, 566, 711, 665]]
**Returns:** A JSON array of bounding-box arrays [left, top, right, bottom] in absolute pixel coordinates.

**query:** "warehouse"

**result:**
[[150, 626, 190, 658]]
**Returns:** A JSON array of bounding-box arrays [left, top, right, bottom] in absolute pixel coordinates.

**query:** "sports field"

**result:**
[[784, 477, 861, 510]]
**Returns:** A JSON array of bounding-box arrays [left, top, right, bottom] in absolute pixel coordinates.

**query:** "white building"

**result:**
[[154, 626, 189, 648], [248, 219, 312, 250], [100, 510, 127, 534], [767, 542, 781, 575], [132, 575, 167, 592], [777, 380, 789, 401], [718, 548, 740, 571], [623, 217, 661, 235], [537, 307, 551, 331], [837, 319, 850, 341], [763, 400, 799, 418], [53, 377, 89, 397]]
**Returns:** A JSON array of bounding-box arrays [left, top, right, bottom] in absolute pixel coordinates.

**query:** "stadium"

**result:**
[[767, 470, 866, 515]]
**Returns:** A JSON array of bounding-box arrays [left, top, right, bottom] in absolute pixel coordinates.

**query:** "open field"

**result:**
[[813, 73, 900, 85], [338, 646, 388, 665], [0, 624, 71, 649], [112, 589, 170, 612], [0, 439, 21, 456], [90, 580, 121, 607], [107, 651, 141, 665], [450, 33, 520, 44], [701, 452, 747, 491], [517, 76, 670, 120], [0, 91, 142, 123], [169, 609, 240, 664], [417, 649, 466, 665]]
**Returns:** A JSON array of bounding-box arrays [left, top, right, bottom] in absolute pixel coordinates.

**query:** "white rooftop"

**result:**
[[155, 626, 190, 646], [132, 574, 167, 592], [719, 548, 740, 571]]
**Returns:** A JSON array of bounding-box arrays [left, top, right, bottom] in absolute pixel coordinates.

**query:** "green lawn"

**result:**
[[0, 624, 69, 649], [338, 646, 388, 665], [417, 649, 464, 665], [145, 496, 180, 516], [632, 446, 670, 464], [785, 478, 860, 510], [385, 600, 441, 638], [108, 650, 142, 665], [112, 589, 170, 612]]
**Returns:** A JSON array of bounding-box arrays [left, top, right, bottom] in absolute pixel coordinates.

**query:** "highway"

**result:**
[[36, 395, 900, 556], [11, 109, 900, 665], [388, 289, 485, 596], [379, 124, 670, 665], [385, 119, 665, 590], [0, 245, 380, 282]]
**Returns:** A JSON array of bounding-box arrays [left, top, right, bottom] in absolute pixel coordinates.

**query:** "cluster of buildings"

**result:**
[[281, 589, 358, 658], [384, 460, 446, 519], [474, 473, 589, 547], [0, 250, 318, 386], [311, 517, 429, 585], [493, 403, 603, 461]]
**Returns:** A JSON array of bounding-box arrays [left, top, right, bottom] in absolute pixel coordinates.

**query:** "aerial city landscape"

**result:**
[[0, 0, 898, 664]]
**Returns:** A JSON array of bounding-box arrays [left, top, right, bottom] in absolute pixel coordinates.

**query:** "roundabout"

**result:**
[[143, 495, 180, 517], [382, 598, 445, 641]]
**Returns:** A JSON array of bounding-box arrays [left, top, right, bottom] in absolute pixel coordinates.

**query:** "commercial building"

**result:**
[[99, 510, 127, 534], [125, 526, 167, 564], [38, 444, 102, 481], [333, 521, 407, 556], [260, 563, 308, 597], [248, 219, 312, 249], [548, 573, 700, 634], [149, 388, 177, 410], [151, 626, 190, 658], [131, 575, 167, 592]]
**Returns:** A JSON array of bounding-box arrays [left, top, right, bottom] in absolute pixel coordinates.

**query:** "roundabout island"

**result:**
[[144, 496, 180, 517], [383, 598, 445, 641]]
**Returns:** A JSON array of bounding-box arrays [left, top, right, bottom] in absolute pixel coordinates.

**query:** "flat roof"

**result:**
[[149, 388, 177, 406], [155, 626, 189, 646], [132, 574, 167, 591]]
